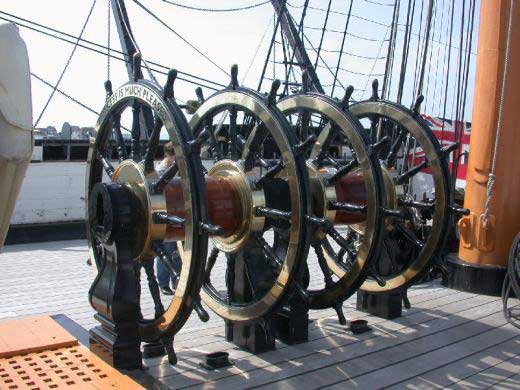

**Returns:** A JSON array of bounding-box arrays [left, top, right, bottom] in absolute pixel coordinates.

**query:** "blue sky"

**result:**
[[1, 0, 479, 128]]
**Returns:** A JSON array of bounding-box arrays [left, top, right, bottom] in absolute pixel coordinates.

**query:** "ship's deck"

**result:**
[[0, 240, 518, 389]]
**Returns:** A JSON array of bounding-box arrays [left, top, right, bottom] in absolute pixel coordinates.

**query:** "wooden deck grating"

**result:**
[[0, 239, 518, 389]]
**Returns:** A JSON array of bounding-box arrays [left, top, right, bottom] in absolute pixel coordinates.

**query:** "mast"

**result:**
[[111, 0, 138, 79], [270, 0, 324, 94], [446, 0, 520, 295]]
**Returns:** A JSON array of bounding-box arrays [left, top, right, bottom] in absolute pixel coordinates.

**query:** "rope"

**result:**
[[0, 11, 226, 89], [286, 2, 392, 27], [313, 0, 332, 70], [331, 0, 354, 97], [31, 72, 99, 117], [396, 0, 415, 104], [415, 0, 435, 101], [483, 0, 516, 224], [381, 0, 400, 99], [132, 0, 229, 77], [303, 25, 387, 42], [34, 0, 97, 127], [361, 25, 392, 100], [159, 0, 271, 12]]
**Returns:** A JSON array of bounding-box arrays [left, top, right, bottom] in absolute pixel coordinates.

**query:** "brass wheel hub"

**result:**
[[111, 160, 167, 259], [207, 160, 265, 253]]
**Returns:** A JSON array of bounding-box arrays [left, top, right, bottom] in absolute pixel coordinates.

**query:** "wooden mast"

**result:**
[[446, 0, 520, 295]]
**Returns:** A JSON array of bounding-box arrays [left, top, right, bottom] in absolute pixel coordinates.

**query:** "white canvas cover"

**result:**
[[0, 22, 33, 249]]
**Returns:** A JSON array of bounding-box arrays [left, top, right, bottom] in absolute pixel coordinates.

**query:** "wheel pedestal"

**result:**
[[225, 247, 276, 353], [356, 291, 403, 320], [87, 183, 142, 369], [274, 299, 309, 345]]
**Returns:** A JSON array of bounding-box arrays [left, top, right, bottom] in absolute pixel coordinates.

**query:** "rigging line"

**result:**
[[416, 0, 435, 101], [258, 3, 284, 91], [313, 0, 332, 70], [440, 0, 455, 143], [382, 0, 400, 99], [31, 72, 137, 131], [331, 0, 354, 96], [286, 2, 392, 27], [34, 0, 97, 127], [1, 16, 221, 91], [297, 21, 346, 92], [363, 0, 395, 5], [303, 25, 388, 42], [423, 1, 437, 113], [282, 0, 310, 96], [0, 11, 226, 88], [334, 67, 385, 77], [431, 0, 446, 115], [452, 0, 476, 190], [316, 46, 387, 60], [484, 0, 516, 223], [361, 25, 392, 100], [412, 0, 425, 98], [31, 72, 99, 117], [131, 0, 229, 77], [396, 0, 416, 104], [452, 0, 466, 126], [159, 0, 271, 12]]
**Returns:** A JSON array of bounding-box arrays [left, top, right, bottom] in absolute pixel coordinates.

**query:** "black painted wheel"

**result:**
[[349, 98, 452, 294], [277, 93, 385, 314], [86, 76, 208, 342], [189, 73, 312, 323]]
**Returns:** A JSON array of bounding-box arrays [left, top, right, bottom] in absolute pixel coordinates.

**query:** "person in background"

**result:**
[[155, 141, 180, 295]]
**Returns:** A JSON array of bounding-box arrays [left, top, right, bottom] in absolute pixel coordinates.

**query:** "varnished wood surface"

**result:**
[[0, 239, 518, 389]]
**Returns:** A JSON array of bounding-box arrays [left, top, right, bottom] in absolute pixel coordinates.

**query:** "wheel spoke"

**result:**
[[329, 201, 367, 214], [254, 206, 291, 223], [229, 107, 238, 160], [255, 159, 284, 187], [386, 127, 405, 168], [112, 114, 127, 162], [394, 222, 425, 249], [152, 211, 185, 228], [153, 243, 180, 284], [242, 123, 268, 170], [253, 234, 282, 272], [314, 244, 334, 288], [153, 162, 178, 193], [142, 259, 165, 319], [398, 199, 435, 212], [310, 122, 334, 165], [395, 159, 428, 185], [327, 158, 358, 185], [130, 101, 142, 160], [97, 152, 115, 179], [204, 248, 219, 282], [144, 117, 163, 172]]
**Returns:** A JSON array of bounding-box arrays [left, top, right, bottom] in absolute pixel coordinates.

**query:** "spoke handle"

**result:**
[[192, 295, 210, 322]]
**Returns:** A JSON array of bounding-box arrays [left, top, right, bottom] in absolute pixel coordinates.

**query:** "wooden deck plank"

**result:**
[[1, 240, 517, 390], [492, 371, 520, 390], [145, 286, 458, 377], [385, 338, 520, 389], [325, 327, 518, 389], [252, 304, 507, 390], [161, 295, 500, 388]]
